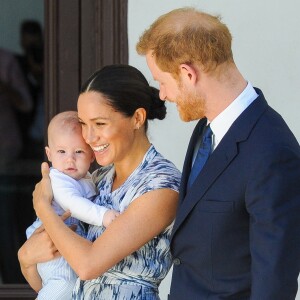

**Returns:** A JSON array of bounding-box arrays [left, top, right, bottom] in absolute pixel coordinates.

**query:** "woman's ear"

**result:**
[[179, 63, 198, 86], [133, 108, 147, 129], [45, 146, 52, 162]]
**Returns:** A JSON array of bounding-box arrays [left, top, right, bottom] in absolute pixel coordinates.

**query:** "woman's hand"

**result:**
[[19, 225, 60, 267], [18, 225, 59, 292], [18, 211, 72, 291], [19, 210, 72, 267], [33, 162, 53, 216]]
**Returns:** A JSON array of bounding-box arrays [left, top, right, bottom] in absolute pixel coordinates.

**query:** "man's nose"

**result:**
[[159, 88, 167, 101]]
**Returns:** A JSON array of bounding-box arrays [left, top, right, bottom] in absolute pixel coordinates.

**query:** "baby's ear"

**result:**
[[45, 146, 52, 162]]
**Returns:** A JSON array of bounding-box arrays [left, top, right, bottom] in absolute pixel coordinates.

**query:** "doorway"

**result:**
[[0, 0, 127, 298]]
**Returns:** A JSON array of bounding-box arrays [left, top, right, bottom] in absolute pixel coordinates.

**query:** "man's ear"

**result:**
[[45, 146, 52, 162], [179, 63, 198, 85]]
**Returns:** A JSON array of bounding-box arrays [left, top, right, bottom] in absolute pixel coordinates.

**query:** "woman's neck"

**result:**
[[112, 138, 151, 191]]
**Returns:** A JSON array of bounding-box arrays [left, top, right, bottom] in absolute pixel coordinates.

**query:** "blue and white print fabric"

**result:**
[[72, 145, 181, 299]]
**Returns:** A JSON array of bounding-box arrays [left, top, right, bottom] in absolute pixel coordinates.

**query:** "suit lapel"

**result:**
[[179, 118, 207, 200], [173, 133, 239, 236], [172, 90, 268, 237]]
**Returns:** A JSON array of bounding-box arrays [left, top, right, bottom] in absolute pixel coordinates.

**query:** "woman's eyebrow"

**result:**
[[78, 116, 110, 121]]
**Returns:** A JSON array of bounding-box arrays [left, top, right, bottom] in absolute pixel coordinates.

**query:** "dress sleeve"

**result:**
[[120, 160, 181, 210]]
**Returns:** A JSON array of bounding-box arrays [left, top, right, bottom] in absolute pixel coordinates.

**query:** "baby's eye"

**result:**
[[57, 150, 65, 153], [76, 150, 84, 154]]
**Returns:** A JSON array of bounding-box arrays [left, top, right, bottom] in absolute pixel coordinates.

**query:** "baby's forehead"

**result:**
[[49, 111, 79, 129], [48, 122, 82, 144], [54, 120, 80, 131]]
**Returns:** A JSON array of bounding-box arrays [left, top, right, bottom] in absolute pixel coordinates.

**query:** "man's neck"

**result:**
[[203, 65, 247, 121]]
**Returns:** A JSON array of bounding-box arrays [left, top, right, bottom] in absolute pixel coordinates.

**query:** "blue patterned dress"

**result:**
[[72, 145, 181, 300]]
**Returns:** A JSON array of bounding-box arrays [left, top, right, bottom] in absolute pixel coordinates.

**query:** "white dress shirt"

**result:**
[[191, 82, 258, 165], [210, 82, 258, 150]]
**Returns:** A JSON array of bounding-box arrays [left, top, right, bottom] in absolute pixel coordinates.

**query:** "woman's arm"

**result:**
[[33, 162, 179, 280]]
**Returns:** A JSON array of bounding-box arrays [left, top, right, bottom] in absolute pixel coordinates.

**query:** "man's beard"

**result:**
[[176, 87, 206, 122]]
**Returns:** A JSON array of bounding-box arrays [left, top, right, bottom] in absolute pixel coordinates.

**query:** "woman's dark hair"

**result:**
[[80, 64, 166, 131]]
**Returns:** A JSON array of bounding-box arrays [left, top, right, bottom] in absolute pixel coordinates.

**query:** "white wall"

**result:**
[[128, 1, 300, 299]]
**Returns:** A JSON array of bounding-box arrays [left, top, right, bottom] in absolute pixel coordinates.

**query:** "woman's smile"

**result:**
[[78, 91, 138, 167], [92, 144, 109, 152]]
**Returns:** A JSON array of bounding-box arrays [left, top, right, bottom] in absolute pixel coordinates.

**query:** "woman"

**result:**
[[18, 64, 181, 299]]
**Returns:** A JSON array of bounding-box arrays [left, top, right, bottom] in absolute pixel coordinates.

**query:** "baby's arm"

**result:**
[[103, 209, 120, 227], [55, 187, 107, 226], [51, 171, 113, 226]]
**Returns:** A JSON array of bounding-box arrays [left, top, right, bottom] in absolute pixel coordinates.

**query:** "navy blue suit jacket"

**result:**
[[169, 89, 300, 299]]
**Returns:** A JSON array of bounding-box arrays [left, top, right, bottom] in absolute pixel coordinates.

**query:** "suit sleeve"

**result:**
[[51, 172, 108, 227], [246, 146, 300, 299]]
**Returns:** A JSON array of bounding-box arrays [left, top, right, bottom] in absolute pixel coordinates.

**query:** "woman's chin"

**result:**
[[95, 154, 111, 167]]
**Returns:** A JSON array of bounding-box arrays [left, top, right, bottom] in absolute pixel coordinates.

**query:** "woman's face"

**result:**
[[77, 91, 136, 167]]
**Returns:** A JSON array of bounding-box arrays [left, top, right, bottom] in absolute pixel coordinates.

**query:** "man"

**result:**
[[0, 47, 33, 166], [136, 7, 300, 299], [16, 20, 44, 157]]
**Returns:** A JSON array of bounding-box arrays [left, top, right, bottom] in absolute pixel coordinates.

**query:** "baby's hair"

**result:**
[[47, 111, 80, 144]]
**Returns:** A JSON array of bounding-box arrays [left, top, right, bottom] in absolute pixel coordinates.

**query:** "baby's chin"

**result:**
[[63, 169, 83, 180]]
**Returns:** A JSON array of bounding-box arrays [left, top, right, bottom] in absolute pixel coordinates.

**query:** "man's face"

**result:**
[[175, 84, 206, 122], [146, 53, 206, 122], [146, 52, 180, 102], [21, 33, 42, 51]]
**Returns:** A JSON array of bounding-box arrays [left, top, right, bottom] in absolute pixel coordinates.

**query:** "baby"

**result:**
[[26, 111, 119, 300]]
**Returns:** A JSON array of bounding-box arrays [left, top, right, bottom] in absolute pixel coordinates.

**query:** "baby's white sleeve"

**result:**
[[26, 218, 42, 239], [50, 170, 108, 226]]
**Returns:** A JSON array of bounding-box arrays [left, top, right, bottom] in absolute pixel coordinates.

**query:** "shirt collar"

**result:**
[[209, 82, 258, 150]]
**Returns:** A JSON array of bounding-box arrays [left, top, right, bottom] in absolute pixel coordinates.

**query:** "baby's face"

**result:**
[[46, 130, 94, 180]]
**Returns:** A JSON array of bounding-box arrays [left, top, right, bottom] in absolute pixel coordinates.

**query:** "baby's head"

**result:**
[[45, 111, 95, 180]]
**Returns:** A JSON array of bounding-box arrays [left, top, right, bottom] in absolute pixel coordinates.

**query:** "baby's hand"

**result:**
[[103, 209, 120, 227]]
